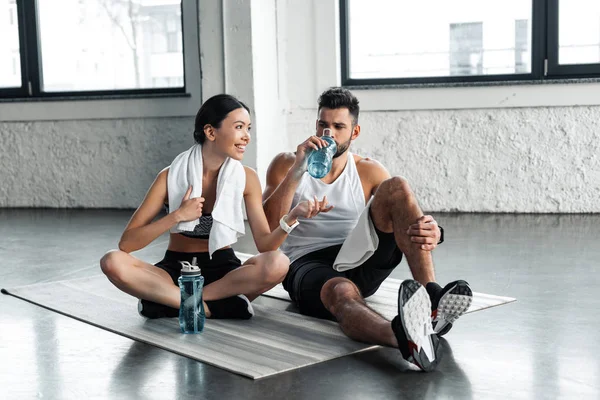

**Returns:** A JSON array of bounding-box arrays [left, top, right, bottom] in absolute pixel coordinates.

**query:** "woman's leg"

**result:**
[[202, 250, 290, 302], [100, 250, 180, 308], [101, 249, 289, 318]]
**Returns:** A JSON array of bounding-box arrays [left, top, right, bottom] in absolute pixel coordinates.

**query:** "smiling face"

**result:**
[[316, 107, 360, 158], [204, 107, 252, 161]]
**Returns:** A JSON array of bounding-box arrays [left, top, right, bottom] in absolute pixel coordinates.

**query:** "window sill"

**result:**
[[343, 77, 600, 91], [0, 91, 200, 121], [344, 78, 600, 111], [0, 92, 191, 104]]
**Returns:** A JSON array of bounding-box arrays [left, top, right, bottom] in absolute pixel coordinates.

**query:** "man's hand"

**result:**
[[292, 135, 331, 173], [407, 215, 441, 251], [288, 195, 334, 221]]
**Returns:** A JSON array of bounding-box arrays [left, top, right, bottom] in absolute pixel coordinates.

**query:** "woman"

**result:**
[[100, 94, 331, 319]]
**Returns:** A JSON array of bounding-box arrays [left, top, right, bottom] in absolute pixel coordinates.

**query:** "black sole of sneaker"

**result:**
[[399, 280, 440, 372], [433, 280, 473, 336], [206, 294, 255, 319], [138, 299, 179, 319]]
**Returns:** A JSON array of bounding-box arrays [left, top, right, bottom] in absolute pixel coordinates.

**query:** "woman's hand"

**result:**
[[175, 186, 205, 222], [289, 195, 334, 221]]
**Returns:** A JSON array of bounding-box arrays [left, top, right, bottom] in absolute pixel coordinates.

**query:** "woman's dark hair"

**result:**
[[318, 87, 360, 125], [193, 94, 250, 144]]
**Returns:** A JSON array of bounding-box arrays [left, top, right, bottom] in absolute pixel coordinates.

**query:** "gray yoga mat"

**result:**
[[262, 280, 516, 320], [1, 275, 377, 380], [2, 252, 515, 379], [236, 252, 517, 320]]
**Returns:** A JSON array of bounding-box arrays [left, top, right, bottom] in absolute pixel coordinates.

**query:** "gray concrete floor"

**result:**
[[0, 209, 599, 399]]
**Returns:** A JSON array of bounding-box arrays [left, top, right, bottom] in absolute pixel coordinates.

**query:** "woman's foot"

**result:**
[[138, 299, 178, 319], [206, 295, 254, 319]]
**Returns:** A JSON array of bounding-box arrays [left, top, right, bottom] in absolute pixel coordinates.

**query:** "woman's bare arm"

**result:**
[[118, 168, 182, 253], [245, 167, 331, 253]]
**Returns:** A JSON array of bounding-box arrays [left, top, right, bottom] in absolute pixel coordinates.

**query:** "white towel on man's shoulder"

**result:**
[[333, 198, 379, 272], [167, 144, 246, 257]]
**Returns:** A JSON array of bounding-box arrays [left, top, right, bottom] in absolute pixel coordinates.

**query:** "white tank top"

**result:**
[[280, 153, 366, 263]]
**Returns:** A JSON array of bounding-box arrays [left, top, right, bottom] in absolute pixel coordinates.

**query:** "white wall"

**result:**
[[251, 0, 289, 183], [0, 118, 192, 207], [199, 0, 288, 185], [1, 0, 598, 212], [281, 0, 600, 213]]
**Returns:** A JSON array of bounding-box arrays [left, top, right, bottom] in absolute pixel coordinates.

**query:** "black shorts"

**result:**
[[155, 248, 242, 286], [282, 223, 403, 320]]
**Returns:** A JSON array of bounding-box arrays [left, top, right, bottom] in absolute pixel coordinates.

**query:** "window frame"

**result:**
[[0, 0, 187, 100], [339, 0, 600, 87]]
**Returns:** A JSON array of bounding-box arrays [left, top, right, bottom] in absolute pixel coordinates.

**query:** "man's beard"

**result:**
[[333, 136, 352, 158]]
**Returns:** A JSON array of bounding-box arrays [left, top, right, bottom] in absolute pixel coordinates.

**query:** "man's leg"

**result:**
[[287, 247, 439, 371], [321, 277, 439, 371], [369, 176, 434, 285], [368, 177, 472, 336], [320, 277, 397, 346]]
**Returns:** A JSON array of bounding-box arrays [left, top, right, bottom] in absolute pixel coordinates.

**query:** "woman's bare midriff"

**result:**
[[166, 233, 231, 253]]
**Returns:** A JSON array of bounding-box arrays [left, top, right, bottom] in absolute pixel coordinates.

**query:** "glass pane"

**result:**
[[0, 0, 22, 88], [559, 0, 600, 65], [348, 0, 532, 79], [37, 0, 184, 92]]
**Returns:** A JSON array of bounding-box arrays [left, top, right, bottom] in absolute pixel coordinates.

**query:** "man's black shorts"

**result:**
[[282, 224, 402, 320]]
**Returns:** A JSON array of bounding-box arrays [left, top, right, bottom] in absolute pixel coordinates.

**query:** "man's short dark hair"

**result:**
[[317, 87, 360, 125]]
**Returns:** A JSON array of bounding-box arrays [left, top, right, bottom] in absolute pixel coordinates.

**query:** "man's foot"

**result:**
[[391, 280, 440, 372], [206, 295, 254, 319], [138, 299, 179, 319], [430, 280, 473, 336]]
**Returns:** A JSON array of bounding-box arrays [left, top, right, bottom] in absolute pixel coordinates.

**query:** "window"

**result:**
[[340, 0, 600, 85], [0, 1, 21, 89], [8, 0, 16, 25], [449, 23, 483, 76], [12, 55, 18, 75], [0, 0, 185, 99], [167, 32, 180, 53], [558, 1, 600, 64], [515, 20, 529, 73], [547, 0, 600, 77]]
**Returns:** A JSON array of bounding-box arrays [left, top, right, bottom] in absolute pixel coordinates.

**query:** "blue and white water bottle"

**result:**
[[178, 257, 205, 333], [307, 128, 337, 179]]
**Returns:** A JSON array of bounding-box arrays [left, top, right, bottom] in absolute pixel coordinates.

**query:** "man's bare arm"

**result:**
[[355, 157, 392, 200], [262, 153, 302, 231], [263, 135, 330, 231]]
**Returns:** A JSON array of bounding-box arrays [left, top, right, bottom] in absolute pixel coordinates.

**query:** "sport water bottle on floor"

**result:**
[[307, 128, 337, 179], [178, 257, 205, 333]]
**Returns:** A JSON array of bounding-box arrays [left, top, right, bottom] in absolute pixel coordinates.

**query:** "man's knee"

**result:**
[[378, 176, 413, 202], [370, 177, 416, 231], [320, 277, 362, 313]]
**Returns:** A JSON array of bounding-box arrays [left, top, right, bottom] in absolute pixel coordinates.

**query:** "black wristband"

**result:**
[[437, 226, 444, 244]]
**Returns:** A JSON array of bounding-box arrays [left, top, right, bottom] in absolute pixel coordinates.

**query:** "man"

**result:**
[[262, 87, 472, 372]]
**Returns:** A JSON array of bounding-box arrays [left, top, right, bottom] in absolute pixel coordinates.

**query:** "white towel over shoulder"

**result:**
[[167, 144, 246, 257], [333, 198, 379, 272]]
